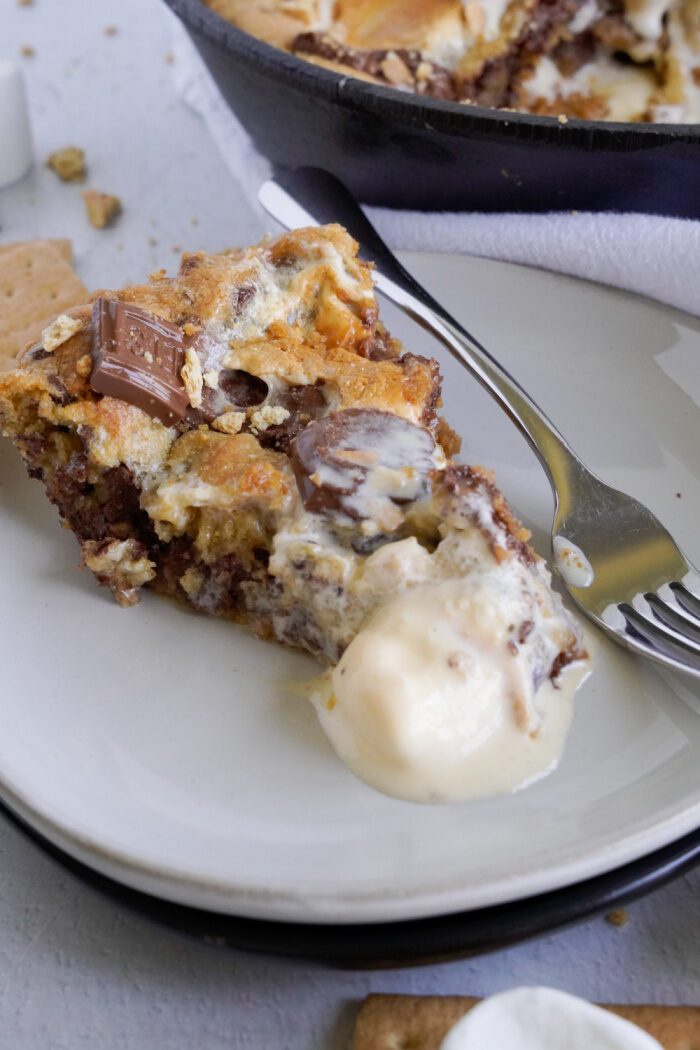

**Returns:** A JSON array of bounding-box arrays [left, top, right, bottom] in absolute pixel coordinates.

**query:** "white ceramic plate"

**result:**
[[1, 253, 700, 925]]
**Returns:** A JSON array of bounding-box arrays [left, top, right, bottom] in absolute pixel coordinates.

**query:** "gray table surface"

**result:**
[[1, 1, 699, 1046]]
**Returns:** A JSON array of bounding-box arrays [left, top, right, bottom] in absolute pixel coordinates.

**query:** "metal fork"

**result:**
[[259, 167, 700, 678]]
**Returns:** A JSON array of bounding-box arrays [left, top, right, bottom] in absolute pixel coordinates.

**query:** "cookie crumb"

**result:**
[[180, 566, 203, 598], [148, 236, 158, 247], [46, 146, 86, 183], [172, 245, 181, 253], [212, 410, 245, 435], [606, 908, 629, 928], [103, 24, 118, 35], [41, 313, 84, 352], [379, 51, 413, 87], [181, 346, 203, 409], [20, 44, 35, 57], [676, 491, 682, 498], [76, 354, 92, 378], [82, 190, 122, 229], [249, 405, 290, 433], [18, 0, 34, 7], [164, 50, 175, 64]]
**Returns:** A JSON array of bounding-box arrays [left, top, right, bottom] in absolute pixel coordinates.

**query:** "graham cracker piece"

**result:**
[[0, 239, 88, 368], [354, 994, 700, 1050]]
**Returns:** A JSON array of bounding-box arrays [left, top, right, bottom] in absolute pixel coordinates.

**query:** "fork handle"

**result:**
[[261, 168, 586, 507]]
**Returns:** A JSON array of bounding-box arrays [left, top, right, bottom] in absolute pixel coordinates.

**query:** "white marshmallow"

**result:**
[[441, 988, 663, 1050], [0, 60, 33, 189]]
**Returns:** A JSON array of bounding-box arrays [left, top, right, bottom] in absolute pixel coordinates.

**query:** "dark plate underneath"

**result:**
[[2, 796, 699, 968], [165, 0, 700, 217]]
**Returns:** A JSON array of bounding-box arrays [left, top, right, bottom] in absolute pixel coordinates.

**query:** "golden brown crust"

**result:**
[[203, 0, 321, 48], [0, 223, 583, 686], [336, 0, 466, 51], [0, 226, 442, 609], [354, 994, 700, 1050]]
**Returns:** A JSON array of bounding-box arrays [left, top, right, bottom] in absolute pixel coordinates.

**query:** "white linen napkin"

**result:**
[[171, 20, 700, 317]]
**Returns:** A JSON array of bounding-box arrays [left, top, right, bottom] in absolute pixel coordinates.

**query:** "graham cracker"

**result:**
[[354, 994, 700, 1050], [0, 239, 88, 367]]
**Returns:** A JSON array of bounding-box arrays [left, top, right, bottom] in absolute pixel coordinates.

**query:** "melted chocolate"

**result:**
[[290, 408, 435, 519], [90, 298, 189, 426], [219, 369, 269, 407], [293, 33, 458, 100]]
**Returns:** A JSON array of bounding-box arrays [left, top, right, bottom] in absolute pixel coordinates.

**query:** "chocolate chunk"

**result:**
[[184, 368, 270, 427], [293, 33, 458, 100], [43, 451, 156, 548], [90, 298, 189, 425], [184, 385, 221, 426], [48, 375, 75, 406], [232, 284, 255, 316], [276, 382, 327, 420], [26, 345, 53, 362], [257, 419, 301, 454], [257, 382, 328, 453], [219, 369, 269, 408], [290, 408, 435, 521]]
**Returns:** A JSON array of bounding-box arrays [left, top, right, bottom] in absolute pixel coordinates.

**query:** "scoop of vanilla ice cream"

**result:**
[[440, 987, 662, 1050], [315, 557, 587, 803]]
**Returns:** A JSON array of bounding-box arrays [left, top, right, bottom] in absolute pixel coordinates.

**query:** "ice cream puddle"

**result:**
[[309, 561, 590, 804], [554, 536, 595, 589]]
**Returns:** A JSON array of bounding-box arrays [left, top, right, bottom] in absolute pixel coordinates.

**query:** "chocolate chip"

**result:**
[[290, 408, 435, 520], [90, 298, 189, 426], [518, 620, 535, 645], [48, 375, 75, 405], [257, 383, 328, 454], [276, 382, 326, 420], [27, 346, 53, 362], [357, 326, 398, 361], [219, 369, 268, 408], [232, 284, 255, 316], [257, 422, 300, 454], [184, 385, 224, 426]]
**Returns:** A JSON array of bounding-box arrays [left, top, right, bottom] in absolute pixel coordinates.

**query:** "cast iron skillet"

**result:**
[[165, 0, 700, 216]]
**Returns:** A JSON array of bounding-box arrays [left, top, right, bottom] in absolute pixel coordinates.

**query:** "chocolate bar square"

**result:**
[[90, 298, 188, 425]]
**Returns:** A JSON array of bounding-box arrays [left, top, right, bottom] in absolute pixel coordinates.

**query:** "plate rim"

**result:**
[[1, 754, 699, 922], [1, 793, 698, 964]]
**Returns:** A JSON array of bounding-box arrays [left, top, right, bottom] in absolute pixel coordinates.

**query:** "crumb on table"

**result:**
[[20, 44, 35, 57], [104, 24, 119, 35], [46, 146, 86, 183], [82, 190, 122, 229], [606, 908, 630, 928]]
